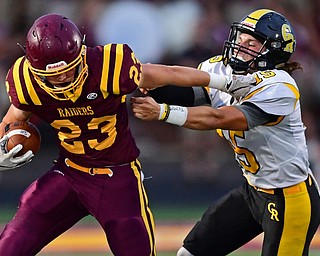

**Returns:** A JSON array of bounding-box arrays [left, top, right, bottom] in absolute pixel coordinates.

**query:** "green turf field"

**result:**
[[2, 207, 320, 256]]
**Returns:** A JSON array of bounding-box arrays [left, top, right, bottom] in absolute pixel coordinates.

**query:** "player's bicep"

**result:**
[[214, 106, 248, 130], [236, 102, 280, 129]]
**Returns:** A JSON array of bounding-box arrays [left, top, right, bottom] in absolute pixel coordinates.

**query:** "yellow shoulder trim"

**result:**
[[12, 57, 27, 105], [100, 44, 124, 98], [100, 44, 112, 99], [112, 44, 124, 95], [23, 60, 42, 105]]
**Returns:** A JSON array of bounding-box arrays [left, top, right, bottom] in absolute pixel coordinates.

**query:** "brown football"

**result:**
[[4, 121, 41, 156]]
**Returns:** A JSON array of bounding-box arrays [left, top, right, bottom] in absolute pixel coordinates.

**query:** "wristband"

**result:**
[[162, 105, 188, 126], [158, 104, 170, 121], [208, 72, 227, 91]]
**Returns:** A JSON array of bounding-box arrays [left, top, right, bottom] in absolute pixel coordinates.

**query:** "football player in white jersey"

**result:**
[[132, 9, 320, 256]]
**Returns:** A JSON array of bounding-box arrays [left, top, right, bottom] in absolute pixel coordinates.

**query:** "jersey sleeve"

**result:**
[[99, 43, 142, 96], [5, 56, 41, 111], [241, 70, 300, 116], [5, 66, 18, 106], [243, 83, 299, 116]]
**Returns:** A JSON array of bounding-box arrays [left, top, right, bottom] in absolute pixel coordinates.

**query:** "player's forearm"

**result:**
[[184, 106, 248, 131], [0, 106, 32, 137], [140, 64, 213, 89], [132, 96, 223, 129], [140, 63, 232, 93]]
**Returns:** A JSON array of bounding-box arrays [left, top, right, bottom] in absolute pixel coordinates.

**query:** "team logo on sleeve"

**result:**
[[87, 92, 98, 99]]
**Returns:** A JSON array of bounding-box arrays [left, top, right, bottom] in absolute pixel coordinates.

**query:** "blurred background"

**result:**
[[0, 0, 320, 254]]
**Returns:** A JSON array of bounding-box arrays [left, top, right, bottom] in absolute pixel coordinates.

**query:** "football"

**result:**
[[4, 121, 41, 157]]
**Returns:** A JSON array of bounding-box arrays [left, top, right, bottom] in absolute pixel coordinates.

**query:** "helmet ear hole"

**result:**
[[271, 41, 282, 49]]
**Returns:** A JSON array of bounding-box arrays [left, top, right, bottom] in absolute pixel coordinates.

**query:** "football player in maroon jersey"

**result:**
[[0, 13, 233, 255]]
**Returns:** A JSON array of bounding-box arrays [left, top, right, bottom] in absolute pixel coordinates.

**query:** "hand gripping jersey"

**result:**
[[199, 56, 311, 189], [5, 44, 141, 167]]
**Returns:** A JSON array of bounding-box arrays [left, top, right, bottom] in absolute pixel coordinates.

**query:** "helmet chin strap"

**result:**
[[230, 56, 256, 74]]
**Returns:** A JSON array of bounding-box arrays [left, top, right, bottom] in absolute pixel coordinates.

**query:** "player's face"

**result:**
[[46, 68, 76, 88], [234, 33, 265, 62]]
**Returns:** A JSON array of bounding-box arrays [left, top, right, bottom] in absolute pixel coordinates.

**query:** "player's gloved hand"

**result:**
[[225, 74, 256, 99], [0, 135, 34, 171], [208, 72, 256, 99]]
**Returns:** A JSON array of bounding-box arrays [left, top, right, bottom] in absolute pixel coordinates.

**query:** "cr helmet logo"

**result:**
[[87, 93, 98, 100]]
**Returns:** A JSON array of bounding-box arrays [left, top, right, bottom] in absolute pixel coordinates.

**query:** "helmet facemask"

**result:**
[[223, 24, 269, 73], [27, 45, 88, 101]]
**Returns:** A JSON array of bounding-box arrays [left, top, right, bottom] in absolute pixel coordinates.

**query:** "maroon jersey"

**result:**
[[6, 44, 141, 167]]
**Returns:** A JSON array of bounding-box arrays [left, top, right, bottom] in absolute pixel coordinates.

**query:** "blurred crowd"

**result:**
[[0, 0, 320, 187]]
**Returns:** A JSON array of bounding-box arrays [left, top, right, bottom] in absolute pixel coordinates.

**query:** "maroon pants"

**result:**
[[0, 158, 155, 256]]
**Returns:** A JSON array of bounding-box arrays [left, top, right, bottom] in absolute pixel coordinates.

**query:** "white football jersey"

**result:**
[[199, 56, 312, 189]]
